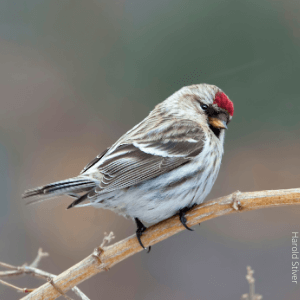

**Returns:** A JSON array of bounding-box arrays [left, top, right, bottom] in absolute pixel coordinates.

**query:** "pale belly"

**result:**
[[91, 150, 222, 224]]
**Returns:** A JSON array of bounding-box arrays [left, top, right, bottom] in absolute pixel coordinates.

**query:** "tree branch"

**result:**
[[0, 248, 90, 299], [17, 187, 300, 300], [0, 279, 33, 294]]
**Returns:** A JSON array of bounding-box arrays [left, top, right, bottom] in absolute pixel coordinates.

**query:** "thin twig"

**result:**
[[0, 262, 18, 270], [72, 287, 91, 300], [0, 279, 33, 293], [30, 248, 49, 268], [17, 187, 300, 300], [100, 232, 115, 248], [0, 248, 50, 278], [0, 248, 90, 300], [241, 266, 263, 300]]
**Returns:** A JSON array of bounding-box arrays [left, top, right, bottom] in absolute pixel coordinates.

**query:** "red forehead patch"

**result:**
[[213, 92, 234, 116]]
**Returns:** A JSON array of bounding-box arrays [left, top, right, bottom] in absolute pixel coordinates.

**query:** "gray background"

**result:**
[[0, 0, 299, 299]]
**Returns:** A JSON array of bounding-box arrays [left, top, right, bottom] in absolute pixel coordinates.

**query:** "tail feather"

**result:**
[[66, 192, 90, 209], [22, 177, 96, 205], [43, 181, 94, 194]]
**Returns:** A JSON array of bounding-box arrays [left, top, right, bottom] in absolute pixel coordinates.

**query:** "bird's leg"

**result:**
[[135, 218, 151, 253], [179, 204, 198, 231]]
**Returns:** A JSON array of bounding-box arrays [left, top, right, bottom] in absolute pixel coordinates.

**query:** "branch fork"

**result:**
[[0, 248, 90, 299]]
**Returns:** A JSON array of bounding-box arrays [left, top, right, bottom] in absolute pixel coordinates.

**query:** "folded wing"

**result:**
[[83, 120, 206, 196]]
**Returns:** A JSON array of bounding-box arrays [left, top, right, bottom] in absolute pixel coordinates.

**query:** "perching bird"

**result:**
[[23, 83, 234, 250]]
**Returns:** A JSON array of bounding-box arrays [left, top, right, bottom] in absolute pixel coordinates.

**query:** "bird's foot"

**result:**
[[135, 218, 151, 253], [178, 205, 197, 231]]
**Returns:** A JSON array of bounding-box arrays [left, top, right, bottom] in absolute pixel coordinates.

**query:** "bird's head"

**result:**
[[165, 83, 234, 138]]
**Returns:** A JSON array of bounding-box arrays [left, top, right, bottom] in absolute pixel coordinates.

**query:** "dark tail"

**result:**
[[22, 177, 96, 205]]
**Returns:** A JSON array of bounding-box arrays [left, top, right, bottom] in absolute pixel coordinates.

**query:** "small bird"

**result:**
[[23, 83, 234, 250]]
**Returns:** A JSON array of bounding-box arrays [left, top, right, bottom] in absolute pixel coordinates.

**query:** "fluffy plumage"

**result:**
[[23, 83, 233, 225]]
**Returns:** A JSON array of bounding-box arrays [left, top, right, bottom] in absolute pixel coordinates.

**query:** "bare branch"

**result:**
[[29, 248, 49, 268], [241, 266, 263, 300], [48, 278, 74, 300], [72, 287, 91, 300], [0, 279, 33, 294], [0, 262, 18, 270], [16, 187, 300, 300], [0, 249, 90, 300], [0, 247, 49, 279], [100, 232, 115, 248], [0, 248, 50, 279]]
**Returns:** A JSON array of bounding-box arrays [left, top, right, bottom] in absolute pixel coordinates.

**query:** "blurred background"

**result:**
[[0, 0, 299, 299]]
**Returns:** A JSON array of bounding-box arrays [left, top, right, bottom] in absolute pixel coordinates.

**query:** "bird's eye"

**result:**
[[201, 104, 208, 111]]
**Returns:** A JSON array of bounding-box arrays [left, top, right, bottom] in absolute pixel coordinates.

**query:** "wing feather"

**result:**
[[84, 120, 206, 195], [80, 148, 109, 174]]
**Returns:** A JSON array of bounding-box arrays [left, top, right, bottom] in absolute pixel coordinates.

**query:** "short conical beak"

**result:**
[[208, 117, 228, 129]]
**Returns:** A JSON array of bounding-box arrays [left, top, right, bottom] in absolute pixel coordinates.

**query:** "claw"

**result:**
[[179, 207, 194, 231], [135, 218, 151, 252]]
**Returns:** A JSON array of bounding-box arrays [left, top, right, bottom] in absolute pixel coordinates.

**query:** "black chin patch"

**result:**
[[209, 124, 221, 138]]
